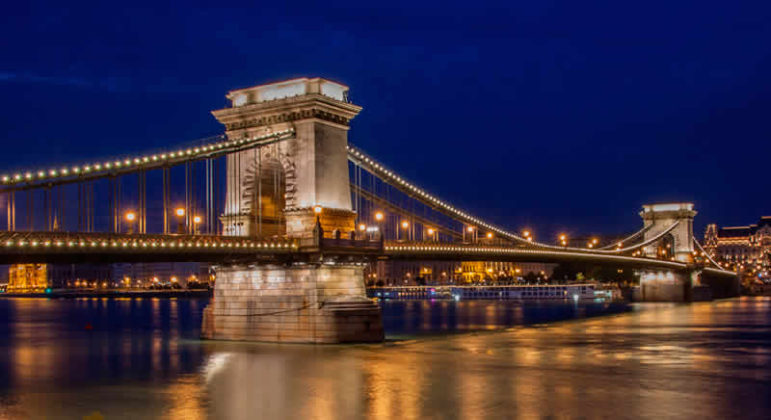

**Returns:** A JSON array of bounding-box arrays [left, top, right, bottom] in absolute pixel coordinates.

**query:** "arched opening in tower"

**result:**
[[658, 234, 675, 259], [248, 157, 286, 237]]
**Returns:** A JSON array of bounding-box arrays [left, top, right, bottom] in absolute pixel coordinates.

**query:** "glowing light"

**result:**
[[175, 208, 185, 217], [193, 216, 202, 224], [313, 205, 323, 214], [374, 211, 384, 221], [125, 211, 136, 222], [401, 221, 409, 229], [358, 223, 366, 231]]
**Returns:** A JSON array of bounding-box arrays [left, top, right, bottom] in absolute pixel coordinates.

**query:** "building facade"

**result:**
[[6, 262, 210, 291], [704, 216, 771, 277], [368, 260, 556, 285], [7, 263, 112, 292]]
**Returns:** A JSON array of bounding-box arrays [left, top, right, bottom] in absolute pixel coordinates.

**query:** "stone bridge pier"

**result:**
[[201, 78, 383, 343]]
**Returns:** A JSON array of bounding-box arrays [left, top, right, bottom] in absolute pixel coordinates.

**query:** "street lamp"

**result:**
[[175, 208, 185, 234], [400, 220, 410, 241], [125, 211, 136, 234], [193, 215, 202, 234], [358, 223, 367, 238], [373, 211, 385, 240], [466, 226, 475, 243], [559, 234, 567, 247]]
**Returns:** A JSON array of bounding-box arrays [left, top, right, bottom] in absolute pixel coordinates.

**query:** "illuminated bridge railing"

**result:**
[[0, 231, 298, 264], [383, 242, 694, 270]]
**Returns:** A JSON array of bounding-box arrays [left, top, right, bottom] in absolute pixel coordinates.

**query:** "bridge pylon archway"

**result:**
[[640, 203, 697, 263], [212, 77, 362, 239]]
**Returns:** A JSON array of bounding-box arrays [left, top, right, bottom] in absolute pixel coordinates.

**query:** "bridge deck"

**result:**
[[0, 232, 736, 278]]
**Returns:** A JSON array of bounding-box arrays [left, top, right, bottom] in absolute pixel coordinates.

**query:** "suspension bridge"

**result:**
[[0, 77, 736, 343]]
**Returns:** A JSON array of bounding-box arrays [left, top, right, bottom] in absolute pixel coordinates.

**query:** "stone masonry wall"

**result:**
[[201, 263, 383, 343]]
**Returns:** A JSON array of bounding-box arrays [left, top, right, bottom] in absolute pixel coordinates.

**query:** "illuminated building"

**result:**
[[111, 262, 209, 287], [7, 264, 48, 292], [704, 216, 771, 275]]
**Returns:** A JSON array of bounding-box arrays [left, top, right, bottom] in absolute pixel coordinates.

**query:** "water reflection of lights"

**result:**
[[202, 353, 232, 383], [3, 298, 770, 418]]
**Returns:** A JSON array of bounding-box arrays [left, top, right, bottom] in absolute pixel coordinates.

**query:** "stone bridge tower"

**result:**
[[640, 203, 697, 263], [638, 203, 703, 302], [212, 77, 361, 238], [202, 78, 383, 344]]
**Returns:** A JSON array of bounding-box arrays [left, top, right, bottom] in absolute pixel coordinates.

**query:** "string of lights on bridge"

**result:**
[[0, 129, 295, 187], [384, 242, 732, 274], [0, 234, 296, 251], [383, 243, 690, 269]]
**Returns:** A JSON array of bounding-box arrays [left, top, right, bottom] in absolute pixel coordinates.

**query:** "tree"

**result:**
[[550, 263, 581, 283], [524, 271, 539, 284]]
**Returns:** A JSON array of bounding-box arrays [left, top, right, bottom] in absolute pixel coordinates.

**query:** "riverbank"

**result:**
[[0, 289, 212, 298]]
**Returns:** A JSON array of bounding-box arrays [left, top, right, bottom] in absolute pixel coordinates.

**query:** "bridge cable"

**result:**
[[692, 238, 728, 271], [348, 144, 676, 254]]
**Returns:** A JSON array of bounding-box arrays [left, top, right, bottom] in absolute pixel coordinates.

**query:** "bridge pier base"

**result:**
[[638, 270, 711, 302], [201, 263, 384, 343]]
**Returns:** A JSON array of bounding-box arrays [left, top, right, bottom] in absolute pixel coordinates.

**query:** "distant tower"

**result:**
[[212, 77, 362, 238], [703, 223, 718, 257]]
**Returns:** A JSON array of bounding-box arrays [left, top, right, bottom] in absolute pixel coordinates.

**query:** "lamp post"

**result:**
[[400, 220, 409, 241], [175, 208, 185, 234], [374, 211, 384, 240], [358, 223, 367, 239], [125, 211, 136, 234], [193, 215, 202, 235]]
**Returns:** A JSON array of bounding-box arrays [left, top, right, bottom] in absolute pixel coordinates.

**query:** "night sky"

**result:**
[[2, 1, 770, 240]]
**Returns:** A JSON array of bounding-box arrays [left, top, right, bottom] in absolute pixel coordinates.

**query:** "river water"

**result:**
[[0, 297, 769, 419]]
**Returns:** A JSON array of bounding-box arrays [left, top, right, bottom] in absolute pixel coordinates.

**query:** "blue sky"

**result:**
[[1, 1, 770, 238]]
